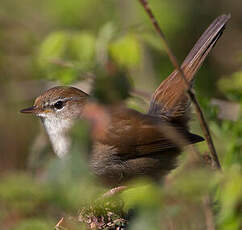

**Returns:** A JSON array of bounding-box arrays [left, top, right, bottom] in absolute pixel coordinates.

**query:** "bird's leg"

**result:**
[[102, 186, 128, 198]]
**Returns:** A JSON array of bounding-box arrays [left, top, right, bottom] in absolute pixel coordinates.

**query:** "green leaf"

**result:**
[[70, 32, 95, 64], [37, 31, 69, 68], [36, 31, 96, 84], [109, 34, 141, 68], [121, 183, 161, 211]]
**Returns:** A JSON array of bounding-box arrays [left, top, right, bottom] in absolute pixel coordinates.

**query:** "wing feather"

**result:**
[[94, 107, 203, 157]]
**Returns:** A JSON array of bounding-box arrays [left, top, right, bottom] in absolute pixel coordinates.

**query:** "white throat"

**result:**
[[41, 116, 73, 158]]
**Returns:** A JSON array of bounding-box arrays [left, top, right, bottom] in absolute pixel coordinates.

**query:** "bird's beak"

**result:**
[[20, 106, 39, 114]]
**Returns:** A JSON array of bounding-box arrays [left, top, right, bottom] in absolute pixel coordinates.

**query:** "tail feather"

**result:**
[[148, 14, 230, 124], [182, 14, 230, 81]]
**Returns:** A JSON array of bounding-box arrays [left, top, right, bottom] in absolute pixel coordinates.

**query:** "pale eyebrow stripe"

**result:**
[[50, 97, 83, 106]]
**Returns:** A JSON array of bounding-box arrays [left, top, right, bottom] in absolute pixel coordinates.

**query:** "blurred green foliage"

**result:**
[[0, 0, 241, 229], [218, 70, 242, 101], [37, 31, 96, 83], [109, 34, 141, 68], [13, 219, 54, 230], [92, 69, 131, 104]]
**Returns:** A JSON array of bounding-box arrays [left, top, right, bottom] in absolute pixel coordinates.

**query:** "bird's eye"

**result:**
[[54, 101, 64, 110]]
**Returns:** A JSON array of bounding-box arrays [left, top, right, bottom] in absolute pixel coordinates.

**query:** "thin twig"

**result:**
[[55, 217, 65, 230], [138, 0, 222, 170]]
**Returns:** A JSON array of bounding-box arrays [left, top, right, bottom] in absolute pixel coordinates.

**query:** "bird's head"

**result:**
[[20, 86, 89, 120]]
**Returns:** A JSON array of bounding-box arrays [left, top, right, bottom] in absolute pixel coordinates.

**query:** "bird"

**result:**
[[21, 15, 230, 187]]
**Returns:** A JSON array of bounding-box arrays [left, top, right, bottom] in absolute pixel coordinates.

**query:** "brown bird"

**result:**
[[21, 15, 230, 186]]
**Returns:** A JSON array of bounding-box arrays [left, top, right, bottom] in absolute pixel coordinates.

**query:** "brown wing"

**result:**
[[93, 107, 203, 157], [148, 15, 230, 123]]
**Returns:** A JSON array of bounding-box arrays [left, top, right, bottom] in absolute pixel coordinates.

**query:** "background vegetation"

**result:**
[[0, 0, 241, 229]]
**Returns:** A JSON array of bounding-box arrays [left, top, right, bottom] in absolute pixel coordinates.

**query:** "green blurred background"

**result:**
[[0, 0, 241, 229]]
